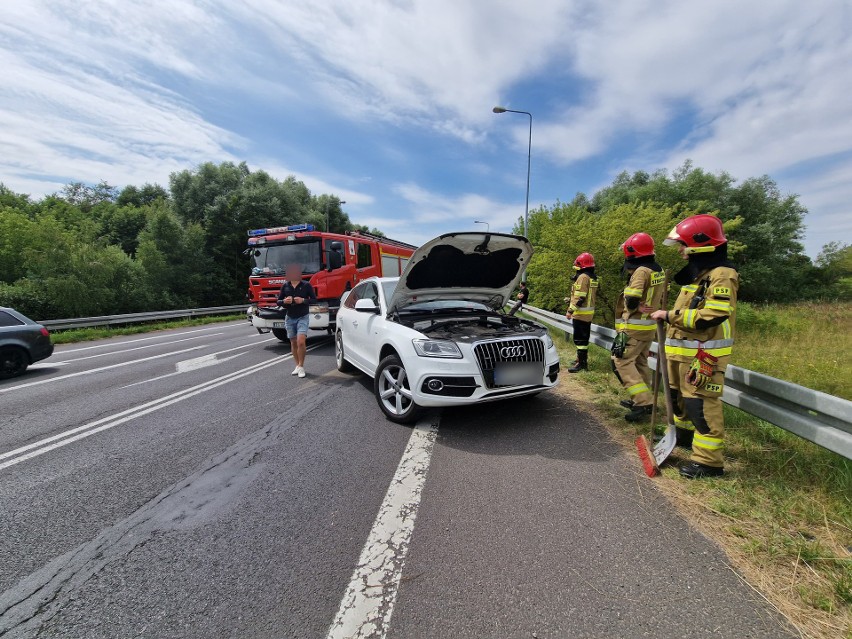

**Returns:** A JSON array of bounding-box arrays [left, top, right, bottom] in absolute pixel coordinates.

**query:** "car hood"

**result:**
[[387, 232, 533, 314]]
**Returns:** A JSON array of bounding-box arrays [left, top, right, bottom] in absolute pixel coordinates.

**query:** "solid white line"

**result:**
[[54, 322, 247, 353], [326, 416, 440, 639], [0, 341, 330, 471], [53, 333, 224, 364], [0, 346, 207, 394]]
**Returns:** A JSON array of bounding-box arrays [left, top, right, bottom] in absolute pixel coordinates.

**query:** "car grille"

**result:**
[[474, 338, 545, 388]]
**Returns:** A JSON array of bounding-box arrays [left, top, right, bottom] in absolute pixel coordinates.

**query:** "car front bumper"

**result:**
[[407, 347, 560, 408]]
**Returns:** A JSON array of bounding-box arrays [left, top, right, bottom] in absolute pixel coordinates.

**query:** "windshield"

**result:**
[[250, 241, 321, 276]]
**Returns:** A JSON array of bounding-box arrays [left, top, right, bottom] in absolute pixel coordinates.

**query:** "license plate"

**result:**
[[493, 362, 541, 386], [273, 322, 286, 328]]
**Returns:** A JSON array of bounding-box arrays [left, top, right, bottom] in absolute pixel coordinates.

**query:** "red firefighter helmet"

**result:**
[[664, 214, 727, 253], [573, 252, 595, 270], [621, 232, 655, 258]]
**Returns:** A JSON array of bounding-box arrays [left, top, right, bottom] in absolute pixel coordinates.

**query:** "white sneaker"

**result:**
[[291, 366, 299, 375], [297, 366, 306, 378]]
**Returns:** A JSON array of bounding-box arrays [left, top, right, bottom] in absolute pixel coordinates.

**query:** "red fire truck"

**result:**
[[246, 224, 417, 340]]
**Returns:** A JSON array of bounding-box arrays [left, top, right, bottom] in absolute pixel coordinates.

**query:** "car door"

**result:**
[[345, 281, 381, 371]]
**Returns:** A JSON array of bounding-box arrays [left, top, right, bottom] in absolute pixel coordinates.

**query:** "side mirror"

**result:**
[[354, 298, 380, 314], [330, 241, 344, 251]]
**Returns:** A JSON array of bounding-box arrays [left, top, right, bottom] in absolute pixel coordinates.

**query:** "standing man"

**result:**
[[565, 252, 598, 373], [651, 215, 738, 479], [508, 281, 529, 316], [612, 233, 666, 422], [277, 263, 317, 378]]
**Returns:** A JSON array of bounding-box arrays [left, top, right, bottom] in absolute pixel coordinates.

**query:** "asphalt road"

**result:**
[[0, 320, 796, 638]]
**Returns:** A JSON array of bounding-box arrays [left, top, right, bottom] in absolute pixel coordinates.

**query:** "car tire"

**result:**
[[0, 347, 28, 379], [374, 354, 421, 424], [335, 331, 354, 373], [272, 328, 289, 342]]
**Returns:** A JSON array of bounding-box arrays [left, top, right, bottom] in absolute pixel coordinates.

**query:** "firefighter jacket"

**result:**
[[568, 271, 597, 320], [615, 264, 665, 339], [664, 265, 738, 370]]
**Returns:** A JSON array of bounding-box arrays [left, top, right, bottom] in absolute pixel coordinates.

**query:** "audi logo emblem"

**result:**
[[500, 345, 527, 358]]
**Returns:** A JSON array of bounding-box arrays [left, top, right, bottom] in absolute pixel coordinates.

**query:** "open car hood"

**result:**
[[387, 232, 533, 314]]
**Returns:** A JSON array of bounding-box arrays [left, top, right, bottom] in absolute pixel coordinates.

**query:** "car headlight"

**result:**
[[309, 302, 329, 314], [544, 333, 554, 349], [412, 339, 463, 358]]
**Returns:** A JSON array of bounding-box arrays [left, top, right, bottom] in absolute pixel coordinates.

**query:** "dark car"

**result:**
[[0, 307, 54, 379]]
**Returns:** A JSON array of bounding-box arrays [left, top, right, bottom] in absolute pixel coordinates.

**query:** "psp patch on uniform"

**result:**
[[704, 383, 723, 393], [712, 287, 731, 298]]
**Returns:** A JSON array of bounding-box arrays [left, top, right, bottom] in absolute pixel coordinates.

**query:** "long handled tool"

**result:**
[[636, 272, 677, 477], [636, 322, 677, 476]]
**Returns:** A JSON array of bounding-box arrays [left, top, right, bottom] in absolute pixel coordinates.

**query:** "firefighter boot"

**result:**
[[620, 399, 635, 409], [679, 461, 724, 479], [567, 350, 588, 373], [624, 405, 653, 422]]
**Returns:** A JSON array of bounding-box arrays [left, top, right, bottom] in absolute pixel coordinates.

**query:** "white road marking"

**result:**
[[54, 322, 246, 354], [49, 333, 224, 364], [119, 337, 277, 388], [0, 346, 207, 394], [0, 341, 330, 471], [327, 416, 440, 639]]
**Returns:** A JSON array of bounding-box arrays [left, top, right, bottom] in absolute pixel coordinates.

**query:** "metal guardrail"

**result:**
[[39, 305, 246, 330], [519, 304, 852, 460]]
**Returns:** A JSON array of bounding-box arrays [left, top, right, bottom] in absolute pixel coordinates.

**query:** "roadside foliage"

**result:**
[[0, 163, 382, 320]]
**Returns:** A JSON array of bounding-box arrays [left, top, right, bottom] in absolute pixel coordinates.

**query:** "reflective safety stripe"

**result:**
[[623, 287, 643, 297], [683, 309, 697, 328], [681, 285, 699, 292], [674, 414, 695, 430], [721, 319, 731, 340], [615, 321, 626, 330], [627, 382, 650, 396], [576, 345, 589, 350], [665, 337, 734, 358], [704, 300, 731, 313], [693, 433, 724, 450], [627, 318, 655, 326], [574, 291, 587, 298]]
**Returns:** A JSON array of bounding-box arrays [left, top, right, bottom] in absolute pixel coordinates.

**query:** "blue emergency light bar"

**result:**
[[247, 223, 315, 237]]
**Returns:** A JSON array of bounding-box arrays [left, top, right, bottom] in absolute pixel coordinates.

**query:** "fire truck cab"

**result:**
[[245, 224, 416, 341]]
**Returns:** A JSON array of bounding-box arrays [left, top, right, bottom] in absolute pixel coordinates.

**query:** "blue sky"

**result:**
[[1, 0, 850, 256]]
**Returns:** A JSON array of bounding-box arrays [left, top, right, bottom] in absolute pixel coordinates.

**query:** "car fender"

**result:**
[[0, 337, 34, 362]]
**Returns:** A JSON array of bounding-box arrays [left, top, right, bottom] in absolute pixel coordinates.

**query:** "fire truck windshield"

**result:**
[[250, 240, 322, 276]]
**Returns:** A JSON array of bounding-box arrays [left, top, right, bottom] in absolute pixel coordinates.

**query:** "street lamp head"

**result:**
[[492, 106, 507, 113]]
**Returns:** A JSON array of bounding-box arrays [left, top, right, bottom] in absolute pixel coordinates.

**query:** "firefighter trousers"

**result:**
[[611, 336, 653, 406], [667, 360, 726, 468]]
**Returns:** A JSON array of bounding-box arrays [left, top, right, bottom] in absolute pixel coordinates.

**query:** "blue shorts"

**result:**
[[285, 315, 310, 339]]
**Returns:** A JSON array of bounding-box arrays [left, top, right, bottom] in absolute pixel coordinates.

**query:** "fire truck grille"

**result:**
[[474, 338, 545, 388]]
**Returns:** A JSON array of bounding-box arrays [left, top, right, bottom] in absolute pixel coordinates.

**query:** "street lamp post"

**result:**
[[326, 199, 346, 232], [474, 220, 490, 232], [492, 106, 532, 241]]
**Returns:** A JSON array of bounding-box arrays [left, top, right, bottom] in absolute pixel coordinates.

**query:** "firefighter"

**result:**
[[565, 252, 598, 373], [611, 233, 666, 422], [650, 214, 738, 479]]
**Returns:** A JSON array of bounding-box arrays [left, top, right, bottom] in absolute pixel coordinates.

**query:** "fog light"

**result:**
[[427, 379, 444, 392]]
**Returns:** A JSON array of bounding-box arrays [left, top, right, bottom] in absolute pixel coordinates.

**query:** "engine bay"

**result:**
[[399, 311, 546, 342]]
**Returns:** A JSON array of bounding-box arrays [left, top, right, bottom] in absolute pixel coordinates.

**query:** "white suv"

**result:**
[[335, 232, 560, 423]]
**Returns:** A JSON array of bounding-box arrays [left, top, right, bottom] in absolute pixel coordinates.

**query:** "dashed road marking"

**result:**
[[0, 341, 330, 471], [326, 415, 439, 639]]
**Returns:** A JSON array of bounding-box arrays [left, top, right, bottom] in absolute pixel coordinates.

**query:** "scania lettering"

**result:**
[[245, 224, 416, 341]]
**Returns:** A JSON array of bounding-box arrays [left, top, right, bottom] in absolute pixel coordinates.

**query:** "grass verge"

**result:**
[[549, 328, 851, 639], [48, 314, 247, 345]]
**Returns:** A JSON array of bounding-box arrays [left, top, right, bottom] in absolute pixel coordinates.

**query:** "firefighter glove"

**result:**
[[611, 331, 629, 358], [685, 349, 718, 388]]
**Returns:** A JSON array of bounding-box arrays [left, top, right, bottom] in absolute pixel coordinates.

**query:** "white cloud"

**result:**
[[394, 182, 524, 231], [225, 0, 575, 139]]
